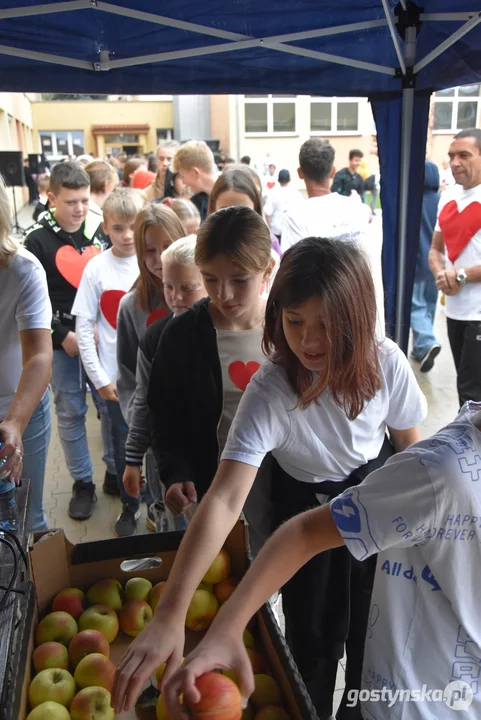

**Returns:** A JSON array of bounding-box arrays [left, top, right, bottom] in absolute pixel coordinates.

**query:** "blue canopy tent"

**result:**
[[1, 0, 481, 350]]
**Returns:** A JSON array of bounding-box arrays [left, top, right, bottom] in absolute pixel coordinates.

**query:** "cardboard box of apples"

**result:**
[[16, 521, 318, 720]]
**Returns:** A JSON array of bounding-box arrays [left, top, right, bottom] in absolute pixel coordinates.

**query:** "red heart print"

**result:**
[[229, 361, 261, 391], [55, 245, 100, 289], [146, 307, 169, 327], [439, 199, 481, 263], [100, 290, 126, 329], [267, 181, 275, 190]]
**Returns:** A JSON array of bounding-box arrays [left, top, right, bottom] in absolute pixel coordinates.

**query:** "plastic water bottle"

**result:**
[[0, 442, 18, 531]]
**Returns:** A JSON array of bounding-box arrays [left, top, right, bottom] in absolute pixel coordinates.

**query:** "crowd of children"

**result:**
[[11, 134, 481, 720]]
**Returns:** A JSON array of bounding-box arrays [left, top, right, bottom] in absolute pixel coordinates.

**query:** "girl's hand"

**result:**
[[112, 612, 185, 714], [166, 482, 197, 516], [163, 626, 254, 720], [0, 420, 24, 485], [123, 465, 143, 498], [98, 383, 119, 402]]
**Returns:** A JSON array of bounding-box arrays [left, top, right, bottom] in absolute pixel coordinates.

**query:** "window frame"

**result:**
[[244, 95, 298, 137], [310, 97, 362, 136], [432, 85, 481, 134], [39, 130, 85, 160]]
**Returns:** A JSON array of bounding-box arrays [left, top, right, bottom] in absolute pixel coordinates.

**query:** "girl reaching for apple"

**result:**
[[112, 238, 426, 719]]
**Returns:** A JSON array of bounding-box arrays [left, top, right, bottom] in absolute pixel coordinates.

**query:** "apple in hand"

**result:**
[[86, 579, 123, 611], [52, 587, 86, 619], [119, 599, 153, 637], [26, 701, 71, 720], [32, 641, 69, 672], [185, 589, 219, 631], [78, 604, 119, 643], [202, 549, 231, 585], [125, 576, 152, 602], [28, 668, 76, 708], [70, 686, 115, 720], [69, 629, 110, 669], [186, 672, 242, 719], [149, 581, 167, 612], [36, 611, 78, 647], [74, 653, 116, 691]]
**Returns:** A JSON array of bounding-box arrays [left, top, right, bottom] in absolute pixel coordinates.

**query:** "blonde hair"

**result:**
[[162, 198, 200, 232], [173, 141, 216, 175], [133, 203, 185, 312], [161, 234, 197, 268], [0, 175, 18, 267], [37, 173, 50, 194], [103, 187, 143, 223], [85, 160, 118, 194]]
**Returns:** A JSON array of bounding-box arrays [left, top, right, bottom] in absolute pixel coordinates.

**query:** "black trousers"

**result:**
[[271, 437, 394, 720], [447, 318, 481, 406]]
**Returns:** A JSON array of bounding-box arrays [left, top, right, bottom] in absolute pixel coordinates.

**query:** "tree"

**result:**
[[40, 93, 109, 100]]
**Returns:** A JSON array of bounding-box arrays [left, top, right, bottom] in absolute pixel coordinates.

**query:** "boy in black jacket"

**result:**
[[24, 162, 111, 521]]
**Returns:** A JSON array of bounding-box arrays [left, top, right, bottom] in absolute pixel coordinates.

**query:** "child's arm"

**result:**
[[123, 346, 152, 497], [116, 295, 140, 425], [163, 505, 343, 717]]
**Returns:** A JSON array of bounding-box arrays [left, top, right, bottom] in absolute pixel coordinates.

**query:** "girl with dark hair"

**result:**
[[112, 238, 426, 720]]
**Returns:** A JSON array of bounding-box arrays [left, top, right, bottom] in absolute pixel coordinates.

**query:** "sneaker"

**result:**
[[115, 504, 141, 537], [69, 481, 97, 520], [420, 343, 441, 373], [146, 500, 171, 533], [102, 470, 120, 496]]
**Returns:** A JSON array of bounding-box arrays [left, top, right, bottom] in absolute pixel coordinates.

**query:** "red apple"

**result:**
[[214, 577, 238, 604], [185, 589, 219, 631], [35, 611, 78, 647], [247, 648, 265, 674], [74, 653, 116, 692], [202, 549, 231, 585], [78, 605, 119, 643], [32, 642, 69, 672], [254, 708, 291, 720], [86, 579, 123, 611], [70, 686, 114, 719], [26, 701, 71, 720], [68, 629, 110, 669], [186, 672, 242, 719], [28, 668, 76, 708], [119, 599, 153, 637], [149, 581, 167, 612], [52, 588, 86, 619]]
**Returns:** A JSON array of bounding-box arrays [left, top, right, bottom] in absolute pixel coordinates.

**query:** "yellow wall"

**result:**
[[31, 100, 174, 156]]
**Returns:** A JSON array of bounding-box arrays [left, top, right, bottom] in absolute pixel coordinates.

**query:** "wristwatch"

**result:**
[[456, 269, 468, 286]]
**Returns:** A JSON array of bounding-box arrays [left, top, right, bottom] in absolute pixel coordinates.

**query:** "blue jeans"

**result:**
[[23, 390, 52, 532], [51, 350, 111, 484], [91, 391, 117, 476], [410, 278, 440, 360], [105, 399, 139, 510]]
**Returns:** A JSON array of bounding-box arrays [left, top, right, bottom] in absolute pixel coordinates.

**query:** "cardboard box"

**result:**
[[16, 522, 318, 719]]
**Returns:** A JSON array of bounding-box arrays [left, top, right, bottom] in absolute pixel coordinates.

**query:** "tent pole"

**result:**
[[395, 25, 417, 347]]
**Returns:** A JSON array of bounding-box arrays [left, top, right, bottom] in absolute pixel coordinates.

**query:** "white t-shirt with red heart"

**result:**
[[435, 183, 481, 321], [72, 248, 139, 389], [216, 327, 265, 454]]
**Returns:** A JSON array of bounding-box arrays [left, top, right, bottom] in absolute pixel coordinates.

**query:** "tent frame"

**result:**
[[1, 1, 481, 344]]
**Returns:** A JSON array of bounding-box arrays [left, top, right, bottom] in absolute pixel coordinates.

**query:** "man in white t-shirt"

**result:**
[[264, 169, 303, 242], [281, 138, 370, 251], [429, 128, 481, 406]]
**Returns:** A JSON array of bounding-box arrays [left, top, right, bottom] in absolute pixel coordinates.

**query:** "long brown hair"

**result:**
[[208, 165, 263, 216], [133, 203, 185, 312], [263, 238, 381, 420]]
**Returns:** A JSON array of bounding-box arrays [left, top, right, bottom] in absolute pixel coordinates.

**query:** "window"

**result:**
[[156, 128, 174, 142], [244, 95, 296, 135], [103, 133, 139, 143], [433, 85, 481, 132], [310, 98, 360, 134], [39, 131, 85, 159]]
